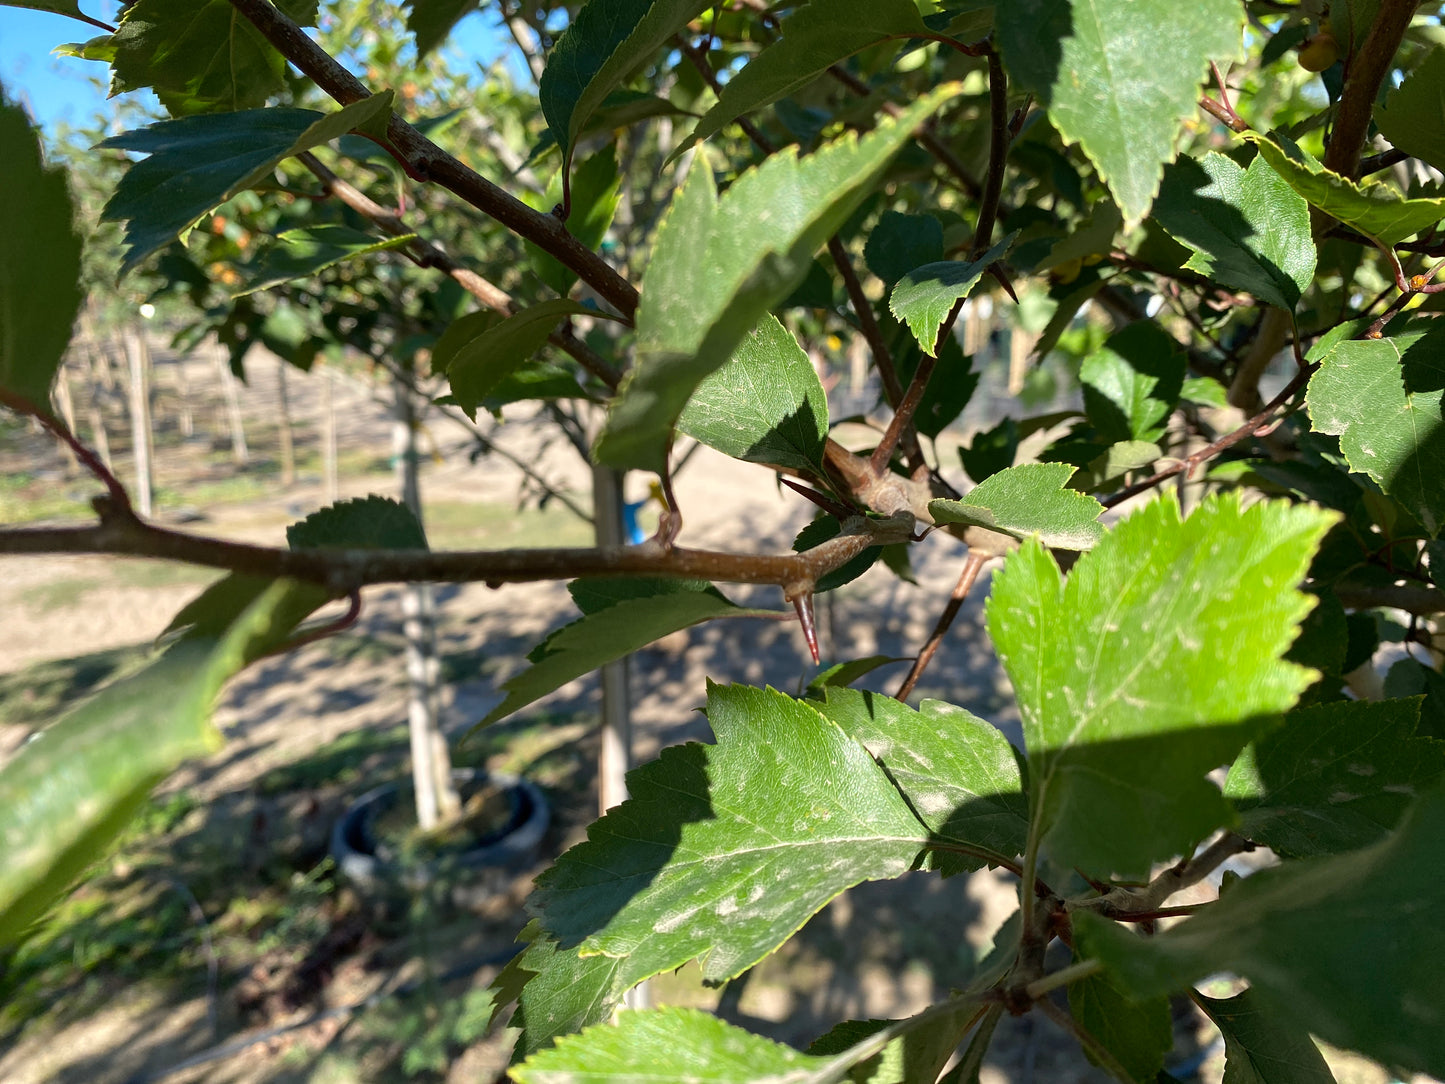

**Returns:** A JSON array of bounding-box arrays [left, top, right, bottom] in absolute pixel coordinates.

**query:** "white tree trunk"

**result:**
[[124, 327, 153, 518]]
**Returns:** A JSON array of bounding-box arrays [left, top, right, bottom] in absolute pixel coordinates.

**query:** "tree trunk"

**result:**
[[53, 363, 79, 477], [321, 365, 339, 505], [217, 353, 249, 465], [394, 378, 460, 830], [276, 357, 296, 488], [174, 352, 193, 438], [124, 326, 154, 518]]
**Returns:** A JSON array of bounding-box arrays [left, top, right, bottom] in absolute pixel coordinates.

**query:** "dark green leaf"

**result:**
[[0, 2, 108, 28], [235, 226, 414, 297], [959, 418, 1019, 484], [995, 0, 1244, 223], [100, 93, 395, 275], [539, 0, 712, 166], [1247, 132, 1445, 249], [1067, 962, 1172, 1082], [527, 146, 621, 295], [404, 0, 478, 58], [0, 95, 83, 410], [804, 999, 984, 1084], [816, 688, 1029, 875], [506, 933, 632, 1061], [987, 494, 1336, 877], [794, 514, 882, 592], [1080, 322, 1186, 444], [1385, 658, 1445, 739], [889, 232, 1016, 355], [1305, 333, 1445, 534], [1195, 988, 1337, 1084], [567, 576, 720, 616], [1375, 46, 1445, 175], [529, 684, 926, 985], [678, 313, 829, 473], [109, 0, 321, 116], [929, 462, 1104, 550], [677, 0, 930, 155], [1225, 698, 1445, 857], [595, 86, 963, 472], [804, 656, 907, 697], [1076, 783, 1445, 1078], [864, 211, 945, 287], [286, 495, 428, 550], [1153, 152, 1315, 311], [894, 334, 979, 439]]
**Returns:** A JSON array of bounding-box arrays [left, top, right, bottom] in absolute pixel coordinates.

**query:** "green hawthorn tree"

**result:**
[[2, 0, 1445, 1080]]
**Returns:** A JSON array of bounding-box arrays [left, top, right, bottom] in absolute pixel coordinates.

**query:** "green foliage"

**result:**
[[236, 226, 415, 297], [929, 462, 1104, 550], [890, 233, 1017, 355], [1079, 322, 1186, 444], [287, 494, 429, 549], [1376, 46, 1445, 174], [1195, 988, 1337, 1084]]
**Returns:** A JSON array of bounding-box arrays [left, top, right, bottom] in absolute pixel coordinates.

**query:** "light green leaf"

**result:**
[[404, 0, 478, 58], [1079, 322, 1186, 444], [1247, 131, 1445, 249], [1076, 783, 1445, 1079], [678, 0, 930, 154], [1376, 46, 1445, 175], [1305, 333, 1445, 534], [0, 580, 314, 946], [442, 299, 614, 420], [815, 688, 1028, 876], [1153, 152, 1315, 311], [995, 0, 1244, 223], [864, 211, 945, 287], [234, 226, 414, 297], [539, 0, 712, 167], [889, 232, 1016, 356], [1225, 698, 1445, 857], [677, 313, 829, 473], [286, 495, 428, 550], [1067, 962, 1172, 1082], [99, 93, 395, 276], [108, 0, 320, 116], [987, 493, 1336, 878], [0, 1, 108, 29], [929, 462, 1104, 550], [528, 684, 926, 985], [595, 85, 963, 472], [526, 146, 622, 295], [0, 95, 83, 411], [1195, 988, 1337, 1084], [478, 588, 773, 727]]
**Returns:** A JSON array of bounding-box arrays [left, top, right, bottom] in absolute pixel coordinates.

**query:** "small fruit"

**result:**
[[1297, 30, 1340, 72]]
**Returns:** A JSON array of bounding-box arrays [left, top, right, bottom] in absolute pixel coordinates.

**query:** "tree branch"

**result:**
[[1325, 0, 1420, 179], [896, 550, 988, 700], [1069, 832, 1253, 920]]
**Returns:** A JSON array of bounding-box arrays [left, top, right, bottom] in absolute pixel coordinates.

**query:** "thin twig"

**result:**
[[1070, 832, 1254, 919], [0, 389, 132, 513], [828, 236, 904, 407], [897, 551, 988, 699], [1022, 959, 1103, 1002]]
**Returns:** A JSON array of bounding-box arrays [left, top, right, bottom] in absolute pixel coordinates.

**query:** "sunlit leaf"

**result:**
[[930, 462, 1104, 550], [889, 232, 1016, 356]]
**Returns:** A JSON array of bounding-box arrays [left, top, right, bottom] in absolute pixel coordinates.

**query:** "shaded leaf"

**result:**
[[929, 462, 1104, 550], [1375, 46, 1445, 176], [1076, 783, 1445, 1079], [1305, 333, 1445, 534], [1247, 132, 1445, 249], [816, 688, 1028, 876], [286, 495, 428, 550], [507, 933, 631, 1062], [526, 146, 621, 295], [959, 418, 1019, 485], [100, 93, 395, 275], [804, 656, 907, 697], [794, 514, 882, 593], [987, 494, 1336, 877], [1385, 658, 1445, 739], [404, 0, 478, 58], [595, 86, 963, 472], [805, 999, 984, 1084], [479, 588, 773, 726], [1195, 988, 1337, 1084], [995, 0, 1244, 223], [678, 313, 829, 473], [567, 576, 719, 616], [889, 232, 1016, 356], [1225, 698, 1445, 857], [528, 684, 926, 985], [1153, 152, 1315, 311], [0, 1, 107, 27], [1067, 962, 1172, 1082], [893, 334, 979, 439], [1079, 322, 1186, 444], [0, 95, 83, 410], [864, 211, 945, 287], [235, 226, 414, 297]]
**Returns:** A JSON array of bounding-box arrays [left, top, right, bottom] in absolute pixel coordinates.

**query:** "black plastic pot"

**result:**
[[330, 768, 549, 920]]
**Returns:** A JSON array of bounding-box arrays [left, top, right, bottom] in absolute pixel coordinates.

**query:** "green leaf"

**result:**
[[1225, 698, 1445, 857], [1066, 962, 1172, 1082], [286, 495, 428, 550], [99, 93, 396, 276], [987, 494, 1336, 878], [803, 656, 907, 697], [889, 232, 1016, 356], [1386, 658, 1445, 739], [995, 0, 1244, 224], [893, 334, 979, 439], [595, 85, 963, 472], [479, 588, 773, 726], [0, 580, 314, 946], [815, 688, 1028, 876], [528, 684, 926, 985], [0, 2, 108, 28], [526, 146, 622, 295], [1375, 46, 1445, 175], [1076, 783, 1445, 1079], [677, 0, 930, 155], [507, 934, 632, 1061], [404, 0, 478, 58], [108, 0, 320, 116], [235, 226, 414, 297], [677, 313, 829, 473], [1079, 322, 1186, 444], [794, 514, 883, 593], [1153, 152, 1315, 311], [805, 1000, 985, 1084], [567, 576, 719, 615], [539, 0, 712, 167], [929, 462, 1104, 550], [1195, 988, 1337, 1084], [1246, 132, 1445, 249], [959, 418, 1019, 485], [512, 1007, 833, 1083], [0, 95, 83, 411], [1305, 333, 1445, 534], [441, 299, 611, 421], [864, 211, 945, 287]]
